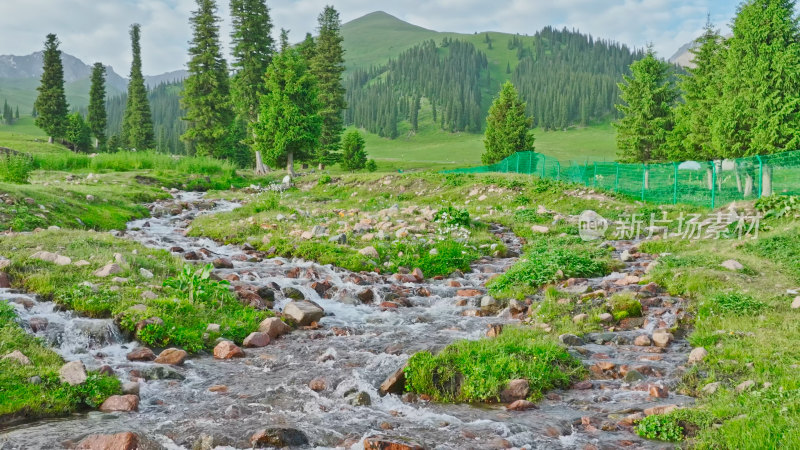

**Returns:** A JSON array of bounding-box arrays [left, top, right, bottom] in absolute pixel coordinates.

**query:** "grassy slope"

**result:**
[[0, 78, 124, 114]]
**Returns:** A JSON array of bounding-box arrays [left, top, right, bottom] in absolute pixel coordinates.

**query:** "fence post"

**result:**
[[711, 163, 717, 209], [556, 161, 561, 181], [673, 162, 678, 205], [528, 152, 533, 174], [515, 154, 520, 173], [614, 163, 620, 192], [593, 162, 598, 187], [584, 161, 590, 186], [756, 155, 763, 198], [641, 164, 646, 201]]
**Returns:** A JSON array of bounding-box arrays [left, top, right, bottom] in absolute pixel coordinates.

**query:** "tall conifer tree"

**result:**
[[182, 0, 233, 157], [229, 0, 274, 127], [122, 24, 155, 150], [34, 34, 69, 143], [482, 81, 535, 164], [88, 62, 108, 149], [310, 6, 347, 168]]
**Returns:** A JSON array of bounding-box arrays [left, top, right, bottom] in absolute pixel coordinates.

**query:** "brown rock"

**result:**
[[258, 317, 292, 339], [209, 385, 228, 393], [309, 378, 326, 391], [644, 404, 678, 416], [0, 271, 10, 288], [364, 435, 424, 450], [76, 432, 139, 450], [633, 335, 651, 347], [411, 268, 424, 282], [648, 385, 669, 398], [573, 380, 593, 390], [356, 289, 375, 303], [499, 378, 530, 403], [243, 332, 271, 348], [99, 395, 139, 412], [652, 329, 673, 348], [507, 400, 537, 411], [212, 257, 233, 269], [214, 341, 245, 359], [154, 348, 188, 366], [456, 289, 482, 297], [379, 367, 406, 396], [486, 324, 503, 338]]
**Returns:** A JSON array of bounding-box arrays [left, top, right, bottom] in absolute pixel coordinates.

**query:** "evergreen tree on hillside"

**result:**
[[2, 100, 11, 125], [614, 47, 678, 163], [310, 6, 347, 169], [34, 34, 69, 143], [88, 62, 108, 149], [255, 30, 322, 176], [298, 33, 317, 63], [229, 0, 274, 128], [182, 0, 233, 158], [65, 112, 92, 152], [668, 19, 725, 161], [482, 81, 535, 164], [340, 129, 367, 171], [712, 0, 800, 158], [14, 106, 19, 120], [122, 24, 155, 150]]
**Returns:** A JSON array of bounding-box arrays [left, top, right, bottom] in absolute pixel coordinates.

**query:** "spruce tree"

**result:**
[[2, 100, 10, 125], [14, 106, 19, 120], [255, 30, 321, 176], [229, 0, 274, 127], [65, 112, 92, 152], [340, 129, 367, 171], [482, 81, 535, 164], [668, 19, 724, 162], [298, 33, 316, 63], [88, 62, 108, 149], [614, 47, 678, 163], [712, 0, 800, 158], [122, 24, 155, 150], [182, 0, 233, 157], [34, 34, 69, 143], [310, 6, 347, 168]]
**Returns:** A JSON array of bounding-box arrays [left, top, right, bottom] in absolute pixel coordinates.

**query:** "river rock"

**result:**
[[379, 367, 406, 396], [356, 289, 375, 303], [250, 428, 309, 448], [282, 287, 305, 300], [507, 399, 537, 411], [559, 334, 584, 346], [93, 263, 122, 278], [122, 382, 140, 396], [649, 385, 669, 398], [142, 366, 185, 381], [348, 391, 372, 406], [283, 300, 324, 326], [499, 379, 530, 403], [358, 246, 379, 259], [214, 341, 244, 359], [126, 347, 156, 362], [26, 316, 48, 333], [0, 272, 9, 288], [212, 257, 233, 269], [688, 347, 709, 364], [721, 259, 744, 271], [243, 332, 271, 348], [59, 361, 87, 385], [309, 378, 326, 391], [652, 329, 673, 348], [634, 335, 651, 346], [2, 350, 31, 365], [76, 432, 139, 450], [598, 313, 614, 323], [99, 395, 139, 412], [258, 317, 291, 339], [154, 348, 188, 365], [135, 317, 164, 333], [411, 268, 424, 281], [31, 251, 72, 266], [364, 435, 424, 450]]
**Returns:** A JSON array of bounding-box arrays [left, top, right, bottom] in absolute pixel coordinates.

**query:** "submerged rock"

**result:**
[[363, 435, 424, 450], [99, 395, 139, 412], [76, 432, 139, 450], [154, 348, 188, 366], [379, 367, 406, 396], [250, 428, 309, 448]]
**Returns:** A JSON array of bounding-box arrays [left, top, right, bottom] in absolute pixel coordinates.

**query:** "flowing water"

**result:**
[[1, 192, 694, 449]]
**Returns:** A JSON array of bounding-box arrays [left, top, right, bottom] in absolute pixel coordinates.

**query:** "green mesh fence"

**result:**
[[442, 151, 800, 208]]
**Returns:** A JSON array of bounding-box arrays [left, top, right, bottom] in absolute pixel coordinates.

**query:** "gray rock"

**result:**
[[2, 350, 31, 365], [558, 334, 584, 346], [138, 268, 154, 279], [122, 381, 140, 396], [59, 361, 87, 385], [250, 427, 308, 448], [283, 300, 324, 326], [93, 263, 122, 278], [328, 233, 347, 244], [721, 259, 744, 271], [142, 366, 185, 381], [347, 391, 372, 406], [258, 317, 292, 339], [358, 246, 379, 259], [282, 287, 305, 300]]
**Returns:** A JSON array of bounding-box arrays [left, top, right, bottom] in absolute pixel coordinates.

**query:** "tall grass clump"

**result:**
[[32, 152, 90, 171], [0, 152, 34, 183]]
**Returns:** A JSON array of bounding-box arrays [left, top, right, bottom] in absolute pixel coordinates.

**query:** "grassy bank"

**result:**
[[630, 197, 800, 447], [0, 302, 120, 425], [0, 230, 270, 352]]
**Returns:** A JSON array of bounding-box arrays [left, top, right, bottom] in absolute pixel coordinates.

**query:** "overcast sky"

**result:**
[[0, 0, 739, 76]]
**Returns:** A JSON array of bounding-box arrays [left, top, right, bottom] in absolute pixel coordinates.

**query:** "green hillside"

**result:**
[[0, 78, 124, 115]]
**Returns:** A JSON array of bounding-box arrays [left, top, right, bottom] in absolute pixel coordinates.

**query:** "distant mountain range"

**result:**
[[0, 51, 187, 113]]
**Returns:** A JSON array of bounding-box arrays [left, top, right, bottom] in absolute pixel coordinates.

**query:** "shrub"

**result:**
[[434, 206, 471, 227], [163, 264, 231, 308], [318, 174, 332, 185], [0, 152, 34, 183], [404, 328, 583, 402], [365, 159, 377, 172], [609, 292, 642, 321], [636, 408, 716, 442], [340, 130, 367, 171]]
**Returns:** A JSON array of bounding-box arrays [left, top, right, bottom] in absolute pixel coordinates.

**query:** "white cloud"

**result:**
[[0, 0, 739, 75]]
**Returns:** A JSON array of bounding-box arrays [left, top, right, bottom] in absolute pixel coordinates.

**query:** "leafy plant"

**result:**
[[636, 414, 685, 442], [755, 194, 800, 219], [0, 152, 34, 183], [365, 159, 377, 172], [318, 174, 333, 185], [434, 206, 471, 227], [609, 292, 642, 321], [701, 292, 766, 317], [163, 263, 230, 308]]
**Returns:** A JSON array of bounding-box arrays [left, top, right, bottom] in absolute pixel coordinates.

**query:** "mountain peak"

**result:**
[[344, 11, 433, 33]]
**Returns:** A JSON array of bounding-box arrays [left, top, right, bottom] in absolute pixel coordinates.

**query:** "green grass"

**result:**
[[637, 218, 800, 448], [404, 327, 584, 402], [608, 292, 643, 321], [0, 302, 121, 425], [0, 230, 271, 353]]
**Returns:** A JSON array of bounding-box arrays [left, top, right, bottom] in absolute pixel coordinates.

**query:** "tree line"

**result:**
[[2, 100, 20, 125], [32, 1, 371, 174]]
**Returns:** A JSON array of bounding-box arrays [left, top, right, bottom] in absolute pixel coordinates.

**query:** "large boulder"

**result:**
[[258, 317, 291, 339], [59, 361, 87, 385], [76, 432, 139, 450], [214, 341, 245, 359], [212, 258, 234, 269], [31, 251, 71, 266], [126, 347, 156, 362], [283, 300, 324, 326], [99, 395, 139, 412], [358, 246, 379, 259], [93, 263, 122, 278], [154, 348, 188, 366], [2, 350, 31, 365], [250, 428, 309, 448]]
